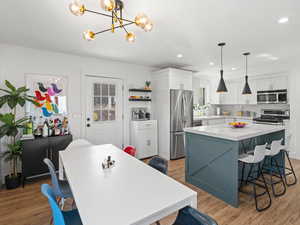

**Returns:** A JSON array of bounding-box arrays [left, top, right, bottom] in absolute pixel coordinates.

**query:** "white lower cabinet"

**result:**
[[130, 120, 158, 159]]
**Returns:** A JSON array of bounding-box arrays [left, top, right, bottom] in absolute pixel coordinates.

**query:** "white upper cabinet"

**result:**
[[219, 81, 238, 104], [214, 75, 288, 105], [169, 68, 193, 90]]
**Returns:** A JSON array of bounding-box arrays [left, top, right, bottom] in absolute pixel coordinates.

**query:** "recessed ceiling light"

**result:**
[[269, 56, 279, 61], [278, 17, 289, 24], [209, 62, 214, 66], [231, 67, 237, 71], [177, 54, 183, 58], [257, 53, 272, 58]]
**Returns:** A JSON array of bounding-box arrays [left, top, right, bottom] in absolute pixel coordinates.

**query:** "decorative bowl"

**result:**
[[229, 122, 247, 128]]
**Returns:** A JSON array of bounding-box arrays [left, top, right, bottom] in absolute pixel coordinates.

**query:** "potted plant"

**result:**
[[0, 80, 36, 189]]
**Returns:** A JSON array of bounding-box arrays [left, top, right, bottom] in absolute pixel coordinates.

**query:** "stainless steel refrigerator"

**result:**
[[170, 89, 193, 159]]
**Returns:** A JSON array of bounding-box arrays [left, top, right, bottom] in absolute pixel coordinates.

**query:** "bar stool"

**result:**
[[263, 139, 286, 197], [239, 143, 271, 212], [280, 135, 297, 186]]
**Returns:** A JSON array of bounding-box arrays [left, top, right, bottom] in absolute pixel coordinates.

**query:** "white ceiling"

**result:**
[[0, 0, 299, 77]]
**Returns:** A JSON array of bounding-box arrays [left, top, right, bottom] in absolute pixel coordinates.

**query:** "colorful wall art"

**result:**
[[25, 74, 68, 118]]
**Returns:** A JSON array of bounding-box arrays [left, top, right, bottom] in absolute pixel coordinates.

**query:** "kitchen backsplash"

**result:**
[[210, 104, 290, 117]]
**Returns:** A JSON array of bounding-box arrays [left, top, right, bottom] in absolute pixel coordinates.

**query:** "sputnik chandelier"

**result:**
[[69, 0, 153, 43]]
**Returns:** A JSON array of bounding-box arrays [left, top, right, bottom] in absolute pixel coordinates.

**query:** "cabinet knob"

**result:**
[[87, 118, 90, 121], [87, 124, 91, 127]]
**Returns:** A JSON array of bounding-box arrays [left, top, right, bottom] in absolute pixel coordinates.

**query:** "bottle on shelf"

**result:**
[[43, 119, 49, 137]]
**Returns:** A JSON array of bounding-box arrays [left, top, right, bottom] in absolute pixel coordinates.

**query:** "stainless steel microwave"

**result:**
[[257, 89, 287, 104]]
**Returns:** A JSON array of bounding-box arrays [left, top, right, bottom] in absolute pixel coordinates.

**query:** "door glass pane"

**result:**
[[109, 110, 116, 120], [93, 110, 100, 121], [93, 82, 117, 122], [101, 110, 109, 121], [101, 84, 108, 96], [101, 97, 109, 109], [111, 97, 116, 109], [94, 84, 101, 96], [94, 97, 101, 108], [109, 84, 116, 96]]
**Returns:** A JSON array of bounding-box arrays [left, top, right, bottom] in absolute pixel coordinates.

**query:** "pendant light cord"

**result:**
[[245, 54, 248, 76], [220, 46, 223, 70]]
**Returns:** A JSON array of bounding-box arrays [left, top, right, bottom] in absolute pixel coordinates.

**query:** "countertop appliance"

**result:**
[[131, 107, 150, 121], [170, 89, 193, 159], [253, 109, 289, 125], [257, 89, 287, 104], [130, 120, 158, 159]]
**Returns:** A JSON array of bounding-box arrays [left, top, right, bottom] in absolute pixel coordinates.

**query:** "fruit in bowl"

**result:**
[[229, 122, 247, 128]]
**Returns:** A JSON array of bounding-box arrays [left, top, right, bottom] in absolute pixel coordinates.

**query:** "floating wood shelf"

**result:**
[[129, 99, 152, 102], [129, 89, 152, 93]]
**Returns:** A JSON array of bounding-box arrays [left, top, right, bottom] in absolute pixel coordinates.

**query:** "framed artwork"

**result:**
[[25, 74, 68, 118]]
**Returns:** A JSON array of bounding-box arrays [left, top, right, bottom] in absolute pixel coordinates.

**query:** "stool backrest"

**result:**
[[253, 144, 267, 163], [269, 138, 284, 156]]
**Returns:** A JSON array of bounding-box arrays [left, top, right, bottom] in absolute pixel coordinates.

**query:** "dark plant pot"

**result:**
[[5, 173, 21, 190]]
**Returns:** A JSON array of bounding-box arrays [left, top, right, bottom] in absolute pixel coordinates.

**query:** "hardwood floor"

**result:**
[[1, 158, 300, 225]]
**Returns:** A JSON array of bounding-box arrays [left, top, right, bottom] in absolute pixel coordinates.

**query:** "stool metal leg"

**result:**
[[283, 151, 297, 186], [255, 162, 272, 212], [270, 158, 286, 197]]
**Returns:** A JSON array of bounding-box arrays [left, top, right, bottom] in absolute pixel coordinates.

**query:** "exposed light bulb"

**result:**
[[278, 17, 289, 24], [135, 13, 149, 28], [83, 30, 95, 41], [125, 32, 136, 43], [177, 54, 183, 58], [100, 0, 116, 11], [69, 1, 85, 16], [144, 20, 153, 32]]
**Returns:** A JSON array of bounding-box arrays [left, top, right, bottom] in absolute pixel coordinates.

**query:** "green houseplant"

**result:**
[[0, 80, 36, 189]]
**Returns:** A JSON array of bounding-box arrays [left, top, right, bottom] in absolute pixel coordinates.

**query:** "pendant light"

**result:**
[[242, 52, 252, 95], [216, 42, 228, 93]]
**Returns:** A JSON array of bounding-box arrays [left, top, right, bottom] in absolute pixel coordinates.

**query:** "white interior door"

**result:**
[[85, 76, 124, 148]]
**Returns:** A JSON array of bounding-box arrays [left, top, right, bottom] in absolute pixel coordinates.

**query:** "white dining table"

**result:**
[[59, 144, 197, 225]]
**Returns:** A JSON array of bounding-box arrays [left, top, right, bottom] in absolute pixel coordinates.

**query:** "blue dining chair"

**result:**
[[43, 158, 73, 205], [173, 206, 218, 225], [41, 184, 82, 225], [148, 156, 168, 174]]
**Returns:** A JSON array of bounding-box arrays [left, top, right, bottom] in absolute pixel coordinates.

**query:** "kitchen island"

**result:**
[[184, 123, 285, 207]]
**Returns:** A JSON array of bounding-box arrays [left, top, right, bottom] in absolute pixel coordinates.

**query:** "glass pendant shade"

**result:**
[[242, 76, 252, 95], [100, 0, 116, 11], [135, 13, 149, 28], [125, 32, 136, 43], [217, 70, 228, 93], [144, 20, 153, 32], [83, 30, 95, 41], [69, 1, 85, 16]]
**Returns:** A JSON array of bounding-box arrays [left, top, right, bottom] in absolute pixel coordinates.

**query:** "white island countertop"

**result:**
[[184, 123, 285, 141]]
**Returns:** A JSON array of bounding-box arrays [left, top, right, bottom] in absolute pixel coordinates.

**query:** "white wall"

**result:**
[[0, 43, 152, 182], [288, 65, 300, 159]]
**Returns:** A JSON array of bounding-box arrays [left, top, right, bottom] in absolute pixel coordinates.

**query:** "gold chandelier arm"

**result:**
[[112, 10, 129, 34], [85, 9, 135, 23], [94, 22, 135, 35]]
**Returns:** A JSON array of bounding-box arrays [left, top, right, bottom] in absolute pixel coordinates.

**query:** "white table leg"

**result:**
[[190, 194, 198, 208], [59, 153, 64, 180]]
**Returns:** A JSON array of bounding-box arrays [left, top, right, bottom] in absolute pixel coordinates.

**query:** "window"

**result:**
[[93, 83, 116, 122]]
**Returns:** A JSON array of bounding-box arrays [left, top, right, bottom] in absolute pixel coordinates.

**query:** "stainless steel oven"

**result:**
[[257, 89, 287, 104]]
